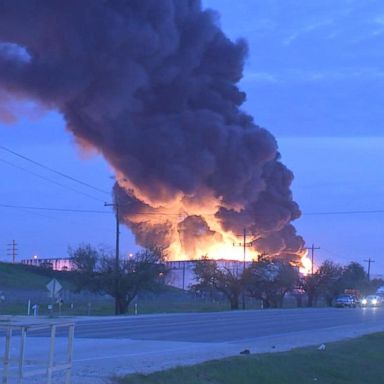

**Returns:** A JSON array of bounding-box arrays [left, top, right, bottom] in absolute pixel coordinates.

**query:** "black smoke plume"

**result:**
[[0, 0, 305, 262]]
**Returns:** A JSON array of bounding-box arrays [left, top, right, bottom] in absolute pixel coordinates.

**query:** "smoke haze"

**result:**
[[0, 0, 304, 262]]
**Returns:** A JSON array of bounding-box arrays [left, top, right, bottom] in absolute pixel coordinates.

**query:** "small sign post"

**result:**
[[46, 279, 63, 298], [46, 279, 63, 317]]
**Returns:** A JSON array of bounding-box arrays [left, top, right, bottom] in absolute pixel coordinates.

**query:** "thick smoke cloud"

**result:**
[[0, 0, 305, 262]]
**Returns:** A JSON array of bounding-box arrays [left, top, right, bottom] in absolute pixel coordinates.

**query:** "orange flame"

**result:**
[[168, 235, 259, 261], [300, 250, 312, 275], [116, 172, 303, 264]]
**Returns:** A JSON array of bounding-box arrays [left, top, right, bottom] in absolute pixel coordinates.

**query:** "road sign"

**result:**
[[46, 279, 62, 298]]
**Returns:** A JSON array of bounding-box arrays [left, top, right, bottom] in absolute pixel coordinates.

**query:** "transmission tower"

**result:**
[[7, 240, 17, 263]]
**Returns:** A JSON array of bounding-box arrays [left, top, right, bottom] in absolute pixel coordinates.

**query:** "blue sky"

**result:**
[[1, 0, 383, 275], [207, 0, 384, 136]]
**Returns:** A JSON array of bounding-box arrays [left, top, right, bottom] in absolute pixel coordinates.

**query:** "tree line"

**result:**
[[69, 244, 383, 314], [192, 258, 383, 310]]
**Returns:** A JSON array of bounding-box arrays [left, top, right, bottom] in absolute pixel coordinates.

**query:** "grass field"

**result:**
[[117, 333, 384, 384], [0, 262, 55, 289], [0, 290, 252, 316], [0, 262, 307, 316], [0, 262, 246, 316]]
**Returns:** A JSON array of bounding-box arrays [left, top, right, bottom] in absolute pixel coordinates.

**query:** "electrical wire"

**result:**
[[0, 204, 110, 214], [0, 203, 187, 218], [321, 247, 354, 264], [0, 145, 110, 195], [304, 209, 384, 216], [0, 157, 105, 202], [2, 203, 384, 217]]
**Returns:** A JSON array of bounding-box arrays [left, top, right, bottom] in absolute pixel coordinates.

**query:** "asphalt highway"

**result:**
[[34, 307, 384, 342], [7, 307, 384, 383]]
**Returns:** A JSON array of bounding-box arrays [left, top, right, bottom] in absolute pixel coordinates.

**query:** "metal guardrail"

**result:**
[[0, 316, 74, 384]]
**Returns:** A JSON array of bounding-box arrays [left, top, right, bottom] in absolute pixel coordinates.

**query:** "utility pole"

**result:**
[[233, 228, 255, 309], [182, 262, 186, 291], [242, 228, 247, 272], [364, 258, 375, 280], [7, 240, 17, 263], [305, 244, 320, 275], [105, 202, 120, 315], [233, 228, 255, 270]]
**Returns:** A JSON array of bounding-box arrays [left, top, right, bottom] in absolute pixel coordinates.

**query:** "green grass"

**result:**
[[117, 333, 384, 384], [126, 299, 265, 316], [0, 262, 77, 290], [0, 262, 289, 316], [0, 262, 54, 289], [0, 262, 236, 316], [0, 301, 115, 316]]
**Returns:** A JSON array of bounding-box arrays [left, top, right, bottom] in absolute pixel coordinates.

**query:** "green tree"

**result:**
[[317, 260, 344, 306], [192, 258, 243, 310], [70, 245, 168, 314], [341, 262, 367, 291], [300, 273, 321, 307], [69, 244, 101, 291], [244, 260, 299, 308], [69, 244, 98, 273]]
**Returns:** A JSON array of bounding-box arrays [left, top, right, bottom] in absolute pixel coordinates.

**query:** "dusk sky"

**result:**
[[1, 0, 383, 275]]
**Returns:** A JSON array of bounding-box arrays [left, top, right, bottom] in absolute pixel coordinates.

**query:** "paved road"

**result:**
[[33, 307, 384, 342], [11, 307, 384, 383]]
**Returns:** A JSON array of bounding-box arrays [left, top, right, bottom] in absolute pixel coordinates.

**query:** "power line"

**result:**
[[0, 204, 110, 214], [321, 247, 353, 264], [0, 203, 185, 216], [102, 208, 384, 218], [3, 202, 384, 218], [0, 203, 182, 216], [2, 147, 384, 218], [0, 145, 110, 195], [0, 157, 105, 202], [304, 209, 384, 216], [5, 205, 60, 221]]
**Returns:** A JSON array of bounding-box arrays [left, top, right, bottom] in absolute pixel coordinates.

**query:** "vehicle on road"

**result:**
[[361, 295, 383, 307], [334, 294, 359, 308], [376, 285, 384, 294]]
